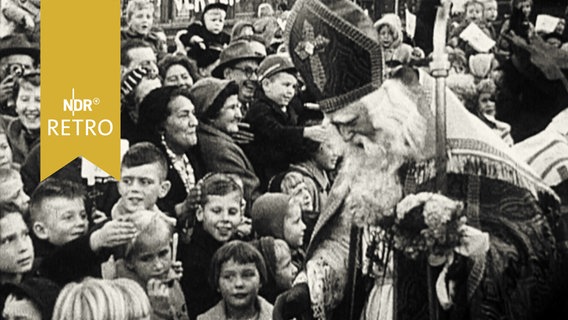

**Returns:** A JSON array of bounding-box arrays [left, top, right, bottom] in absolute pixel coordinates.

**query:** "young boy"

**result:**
[[121, 0, 166, 54], [244, 53, 326, 190], [30, 178, 138, 285], [0, 168, 30, 212], [250, 193, 306, 268], [113, 142, 172, 219], [0, 204, 34, 286], [115, 210, 189, 320], [179, 173, 245, 319], [180, 3, 230, 69]]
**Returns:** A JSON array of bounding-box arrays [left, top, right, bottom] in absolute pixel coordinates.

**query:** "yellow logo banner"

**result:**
[[41, 1, 120, 180]]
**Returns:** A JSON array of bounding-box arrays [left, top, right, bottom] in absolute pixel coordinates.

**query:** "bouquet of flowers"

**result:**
[[391, 192, 467, 262]]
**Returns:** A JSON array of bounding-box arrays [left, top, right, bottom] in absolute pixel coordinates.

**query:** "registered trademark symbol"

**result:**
[[93, 98, 100, 105]]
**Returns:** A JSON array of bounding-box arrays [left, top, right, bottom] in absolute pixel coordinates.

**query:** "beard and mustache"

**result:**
[[330, 81, 430, 228]]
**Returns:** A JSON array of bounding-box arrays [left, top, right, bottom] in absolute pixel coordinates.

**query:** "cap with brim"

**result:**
[[189, 77, 234, 119], [257, 53, 296, 81], [0, 34, 39, 61], [285, 0, 383, 113], [211, 39, 267, 78]]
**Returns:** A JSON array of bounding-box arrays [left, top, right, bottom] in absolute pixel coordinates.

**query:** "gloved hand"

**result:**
[[273, 283, 311, 320]]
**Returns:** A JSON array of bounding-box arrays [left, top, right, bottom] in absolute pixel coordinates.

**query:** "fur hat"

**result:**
[[251, 193, 292, 239], [286, 0, 383, 113], [189, 77, 234, 119]]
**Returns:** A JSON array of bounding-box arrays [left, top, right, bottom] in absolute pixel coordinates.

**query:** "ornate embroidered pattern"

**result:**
[[294, 20, 329, 92]]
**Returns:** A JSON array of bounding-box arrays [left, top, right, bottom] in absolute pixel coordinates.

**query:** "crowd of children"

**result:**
[[0, 0, 566, 319]]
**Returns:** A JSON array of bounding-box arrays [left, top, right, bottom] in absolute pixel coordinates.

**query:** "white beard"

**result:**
[[331, 81, 430, 228]]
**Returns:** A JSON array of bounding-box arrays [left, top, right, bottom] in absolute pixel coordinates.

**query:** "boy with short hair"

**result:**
[[30, 178, 138, 285], [112, 142, 172, 219], [179, 173, 245, 319], [121, 0, 166, 54], [244, 53, 326, 190]]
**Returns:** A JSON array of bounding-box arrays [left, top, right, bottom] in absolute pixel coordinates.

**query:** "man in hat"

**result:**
[[273, 0, 567, 319], [211, 38, 267, 115], [0, 34, 38, 116]]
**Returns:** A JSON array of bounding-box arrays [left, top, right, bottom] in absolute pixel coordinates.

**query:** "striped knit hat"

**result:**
[[121, 66, 148, 101]]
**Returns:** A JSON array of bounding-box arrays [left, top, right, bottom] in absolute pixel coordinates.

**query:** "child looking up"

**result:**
[[251, 237, 297, 303], [180, 173, 245, 319], [251, 193, 306, 268], [0, 204, 33, 286], [116, 210, 189, 320], [198, 240, 273, 320]]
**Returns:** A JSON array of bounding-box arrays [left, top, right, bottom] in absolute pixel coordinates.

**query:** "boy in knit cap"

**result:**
[[244, 54, 326, 190], [251, 193, 306, 268], [121, 0, 166, 54]]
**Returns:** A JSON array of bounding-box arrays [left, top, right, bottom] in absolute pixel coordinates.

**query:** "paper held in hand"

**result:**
[[459, 23, 496, 53], [535, 15, 561, 34]]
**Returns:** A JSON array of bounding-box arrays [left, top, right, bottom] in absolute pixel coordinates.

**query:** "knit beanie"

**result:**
[[251, 193, 292, 239], [189, 77, 233, 119], [121, 66, 148, 102]]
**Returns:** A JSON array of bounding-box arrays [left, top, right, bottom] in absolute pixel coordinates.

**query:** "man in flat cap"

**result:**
[[273, 0, 568, 319]]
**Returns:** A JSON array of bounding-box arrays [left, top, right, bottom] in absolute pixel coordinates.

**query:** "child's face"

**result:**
[[197, 191, 243, 242], [118, 163, 170, 216], [517, 1, 531, 18], [129, 7, 154, 36], [0, 134, 13, 169], [203, 9, 226, 35], [210, 94, 243, 134], [288, 181, 313, 212], [555, 19, 565, 35], [274, 246, 297, 290], [34, 197, 88, 246], [314, 141, 339, 171], [0, 213, 34, 275], [478, 92, 496, 117], [283, 202, 306, 248], [238, 26, 255, 38], [2, 295, 41, 320], [0, 175, 30, 213], [263, 72, 297, 107], [483, 1, 498, 22], [124, 46, 158, 77], [128, 233, 172, 283], [378, 26, 394, 49], [465, 3, 484, 24], [218, 259, 261, 311], [15, 83, 40, 131]]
